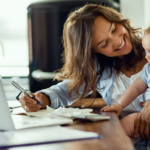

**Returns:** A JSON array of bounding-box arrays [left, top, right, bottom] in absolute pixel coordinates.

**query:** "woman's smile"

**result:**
[[115, 36, 125, 51]]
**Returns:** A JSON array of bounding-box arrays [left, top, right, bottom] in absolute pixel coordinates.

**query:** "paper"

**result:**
[[26, 106, 93, 118], [47, 106, 93, 117], [0, 126, 100, 148], [11, 107, 26, 115], [11, 115, 73, 130], [7, 101, 21, 108], [26, 109, 52, 117]]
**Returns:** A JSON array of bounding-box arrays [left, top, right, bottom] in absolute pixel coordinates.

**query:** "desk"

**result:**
[[6, 108, 134, 150]]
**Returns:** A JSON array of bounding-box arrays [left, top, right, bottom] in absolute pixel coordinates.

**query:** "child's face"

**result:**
[[142, 33, 150, 62]]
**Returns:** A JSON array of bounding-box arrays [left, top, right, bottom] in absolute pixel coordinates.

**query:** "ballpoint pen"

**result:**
[[11, 81, 43, 106]]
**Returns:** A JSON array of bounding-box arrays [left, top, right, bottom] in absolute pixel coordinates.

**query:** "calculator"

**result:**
[[71, 114, 110, 121]]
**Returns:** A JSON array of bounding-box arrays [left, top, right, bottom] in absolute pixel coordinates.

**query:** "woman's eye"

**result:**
[[112, 26, 116, 33], [102, 41, 108, 48]]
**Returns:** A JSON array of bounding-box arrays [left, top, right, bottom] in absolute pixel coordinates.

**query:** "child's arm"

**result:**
[[117, 77, 147, 108], [101, 77, 147, 115]]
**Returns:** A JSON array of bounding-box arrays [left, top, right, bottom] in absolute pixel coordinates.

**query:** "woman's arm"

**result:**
[[19, 79, 92, 112], [69, 98, 106, 108]]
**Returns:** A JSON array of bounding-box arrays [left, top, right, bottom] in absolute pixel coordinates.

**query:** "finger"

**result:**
[[19, 98, 37, 106], [134, 114, 141, 138], [19, 93, 37, 105], [144, 122, 150, 139], [22, 101, 41, 110], [139, 120, 146, 139], [102, 106, 110, 111], [23, 104, 41, 112], [101, 106, 109, 111], [103, 105, 116, 112], [34, 92, 42, 101]]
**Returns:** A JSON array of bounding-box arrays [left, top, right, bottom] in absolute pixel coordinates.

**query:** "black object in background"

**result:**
[[27, 0, 119, 92]]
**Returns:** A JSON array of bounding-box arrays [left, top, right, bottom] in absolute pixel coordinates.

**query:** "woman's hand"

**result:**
[[101, 103, 123, 116], [134, 100, 150, 139], [19, 92, 50, 112]]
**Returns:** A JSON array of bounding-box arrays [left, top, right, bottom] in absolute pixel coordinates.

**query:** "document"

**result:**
[[11, 115, 73, 130], [26, 106, 93, 118], [0, 126, 101, 148]]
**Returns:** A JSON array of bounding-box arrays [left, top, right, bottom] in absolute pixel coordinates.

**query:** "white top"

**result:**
[[111, 71, 141, 113]]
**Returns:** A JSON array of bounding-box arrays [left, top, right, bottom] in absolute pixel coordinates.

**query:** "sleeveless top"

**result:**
[[111, 71, 142, 116]]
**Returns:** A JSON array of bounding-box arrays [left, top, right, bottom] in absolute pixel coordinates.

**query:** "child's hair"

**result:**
[[55, 4, 144, 99], [144, 26, 150, 34]]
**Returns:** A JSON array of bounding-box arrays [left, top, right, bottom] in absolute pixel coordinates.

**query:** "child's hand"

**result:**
[[101, 103, 123, 116]]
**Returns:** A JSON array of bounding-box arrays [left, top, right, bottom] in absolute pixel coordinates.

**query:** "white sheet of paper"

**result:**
[[26, 106, 93, 118], [0, 126, 100, 148], [47, 106, 93, 117], [7, 101, 21, 108], [11, 115, 73, 130]]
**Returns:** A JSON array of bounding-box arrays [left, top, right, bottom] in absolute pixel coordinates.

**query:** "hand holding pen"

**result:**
[[12, 81, 43, 112]]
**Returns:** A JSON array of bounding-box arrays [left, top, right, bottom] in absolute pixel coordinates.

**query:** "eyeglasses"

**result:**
[[16, 89, 30, 100]]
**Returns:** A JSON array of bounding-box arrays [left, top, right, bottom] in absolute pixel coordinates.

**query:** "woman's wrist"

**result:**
[[40, 93, 51, 109]]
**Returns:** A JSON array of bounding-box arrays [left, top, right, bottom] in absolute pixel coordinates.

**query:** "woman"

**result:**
[[19, 4, 149, 143]]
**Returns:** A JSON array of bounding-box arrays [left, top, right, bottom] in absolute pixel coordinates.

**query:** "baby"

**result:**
[[101, 26, 150, 139]]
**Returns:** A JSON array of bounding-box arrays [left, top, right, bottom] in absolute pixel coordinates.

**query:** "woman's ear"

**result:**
[[92, 49, 98, 53]]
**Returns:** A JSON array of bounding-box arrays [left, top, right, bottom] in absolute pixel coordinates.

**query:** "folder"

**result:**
[[0, 126, 101, 148]]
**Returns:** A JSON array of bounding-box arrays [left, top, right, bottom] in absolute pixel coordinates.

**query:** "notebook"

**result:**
[[0, 126, 100, 148], [0, 77, 72, 131]]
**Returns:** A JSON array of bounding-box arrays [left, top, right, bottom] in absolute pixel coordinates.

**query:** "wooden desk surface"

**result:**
[[6, 108, 134, 150]]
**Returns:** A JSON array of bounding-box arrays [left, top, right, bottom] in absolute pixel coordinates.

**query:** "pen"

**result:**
[[9, 106, 22, 109], [11, 81, 43, 106]]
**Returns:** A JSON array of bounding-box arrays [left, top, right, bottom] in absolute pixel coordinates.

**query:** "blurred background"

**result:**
[[0, 0, 149, 101]]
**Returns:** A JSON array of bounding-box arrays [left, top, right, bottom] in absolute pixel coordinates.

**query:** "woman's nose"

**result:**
[[112, 36, 122, 48]]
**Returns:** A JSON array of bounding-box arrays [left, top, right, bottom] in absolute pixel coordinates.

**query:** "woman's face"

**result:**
[[92, 16, 132, 59]]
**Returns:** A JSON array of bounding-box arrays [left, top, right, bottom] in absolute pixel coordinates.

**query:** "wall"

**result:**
[[120, 0, 150, 29]]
